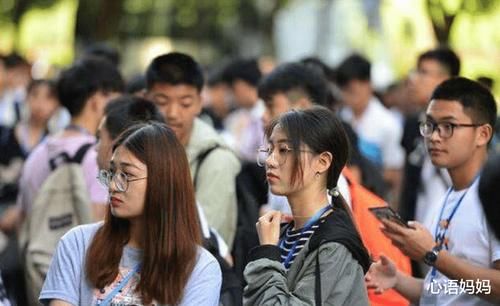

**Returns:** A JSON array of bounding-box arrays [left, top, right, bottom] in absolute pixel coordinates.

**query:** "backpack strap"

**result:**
[[315, 248, 322, 306], [71, 143, 94, 164], [48, 143, 94, 171], [0, 127, 10, 147], [203, 230, 221, 256], [193, 145, 220, 188], [14, 99, 22, 124]]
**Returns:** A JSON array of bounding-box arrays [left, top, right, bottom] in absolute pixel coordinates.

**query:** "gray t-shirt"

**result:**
[[40, 223, 221, 305]]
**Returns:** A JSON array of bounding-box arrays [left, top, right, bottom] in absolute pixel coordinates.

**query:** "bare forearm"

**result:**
[[394, 270, 423, 303], [435, 250, 500, 303]]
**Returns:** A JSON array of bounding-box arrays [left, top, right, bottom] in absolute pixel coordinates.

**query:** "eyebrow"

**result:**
[[152, 92, 168, 99], [109, 160, 143, 171], [425, 115, 458, 122], [268, 139, 291, 144]]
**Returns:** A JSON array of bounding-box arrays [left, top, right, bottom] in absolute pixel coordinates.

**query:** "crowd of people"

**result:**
[[0, 44, 498, 306]]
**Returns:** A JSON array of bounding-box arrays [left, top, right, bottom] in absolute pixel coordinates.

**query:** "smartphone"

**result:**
[[368, 206, 410, 228]]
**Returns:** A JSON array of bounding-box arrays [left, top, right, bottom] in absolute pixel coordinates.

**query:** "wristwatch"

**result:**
[[423, 246, 441, 266]]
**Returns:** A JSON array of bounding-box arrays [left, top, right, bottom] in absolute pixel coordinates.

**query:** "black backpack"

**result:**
[[195, 145, 263, 306], [202, 232, 243, 306]]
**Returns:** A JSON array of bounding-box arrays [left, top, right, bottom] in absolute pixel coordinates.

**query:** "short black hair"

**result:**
[[300, 57, 336, 82], [477, 76, 494, 90], [27, 79, 57, 98], [223, 58, 262, 87], [56, 57, 123, 117], [335, 54, 371, 88], [83, 43, 121, 67], [104, 95, 165, 140], [258, 62, 329, 107], [418, 48, 460, 77], [145, 52, 204, 92], [478, 154, 500, 240], [4, 53, 29, 69], [206, 63, 228, 87], [430, 77, 497, 136], [126, 74, 146, 94]]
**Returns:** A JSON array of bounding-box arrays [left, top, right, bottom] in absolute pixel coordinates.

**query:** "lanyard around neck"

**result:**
[[433, 174, 480, 249], [99, 264, 141, 306], [430, 174, 479, 279], [280, 204, 331, 268]]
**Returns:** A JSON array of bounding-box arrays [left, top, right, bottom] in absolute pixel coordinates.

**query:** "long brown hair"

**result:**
[[86, 122, 202, 304]]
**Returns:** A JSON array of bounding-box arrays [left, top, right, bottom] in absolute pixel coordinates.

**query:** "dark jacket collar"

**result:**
[[308, 207, 371, 274]]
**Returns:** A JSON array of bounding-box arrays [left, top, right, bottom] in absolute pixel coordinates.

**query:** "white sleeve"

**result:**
[[382, 121, 404, 169], [488, 225, 500, 263], [196, 202, 211, 239]]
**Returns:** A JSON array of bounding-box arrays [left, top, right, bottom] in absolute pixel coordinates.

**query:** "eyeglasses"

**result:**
[[97, 169, 147, 193], [419, 121, 482, 139], [256, 146, 313, 167]]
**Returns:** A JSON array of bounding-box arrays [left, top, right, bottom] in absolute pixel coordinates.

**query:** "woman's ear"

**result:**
[[316, 151, 333, 174]]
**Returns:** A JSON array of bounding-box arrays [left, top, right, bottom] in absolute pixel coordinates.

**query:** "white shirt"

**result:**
[[416, 157, 451, 230], [223, 100, 265, 162], [340, 97, 404, 169], [420, 178, 500, 306]]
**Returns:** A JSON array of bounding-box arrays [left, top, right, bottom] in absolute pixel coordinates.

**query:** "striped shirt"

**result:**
[[280, 218, 326, 270]]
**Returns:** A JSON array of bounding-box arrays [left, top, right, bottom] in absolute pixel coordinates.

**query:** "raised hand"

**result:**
[[256, 210, 285, 245], [365, 255, 398, 294]]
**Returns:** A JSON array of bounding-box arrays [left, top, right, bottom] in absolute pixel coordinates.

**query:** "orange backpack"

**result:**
[[343, 168, 412, 306]]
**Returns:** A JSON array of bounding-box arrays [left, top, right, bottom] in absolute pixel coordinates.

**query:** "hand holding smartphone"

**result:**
[[369, 206, 410, 228]]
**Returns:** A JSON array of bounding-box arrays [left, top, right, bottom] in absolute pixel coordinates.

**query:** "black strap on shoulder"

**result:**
[[193, 145, 220, 188], [14, 100, 22, 124], [315, 243, 322, 306], [49, 143, 93, 171], [71, 143, 93, 164]]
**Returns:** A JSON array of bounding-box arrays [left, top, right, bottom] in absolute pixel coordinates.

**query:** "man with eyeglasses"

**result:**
[[366, 77, 500, 306], [400, 48, 461, 264]]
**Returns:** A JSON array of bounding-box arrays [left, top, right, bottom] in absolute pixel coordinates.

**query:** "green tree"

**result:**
[[426, 0, 497, 46], [1, 0, 57, 50]]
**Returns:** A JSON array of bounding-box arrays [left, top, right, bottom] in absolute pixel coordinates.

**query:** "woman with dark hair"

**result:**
[[40, 122, 222, 305], [244, 106, 371, 305]]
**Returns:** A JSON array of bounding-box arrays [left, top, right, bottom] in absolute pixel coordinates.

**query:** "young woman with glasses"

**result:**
[[244, 106, 371, 305], [40, 122, 222, 305]]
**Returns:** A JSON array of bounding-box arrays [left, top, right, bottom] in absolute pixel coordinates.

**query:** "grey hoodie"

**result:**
[[186, 118, 241, 249]]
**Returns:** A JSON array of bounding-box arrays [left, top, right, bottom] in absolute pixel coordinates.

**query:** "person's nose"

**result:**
[[265, 150, 278, 168], [108, 175, 120, 194], [165, 103, 180, 121]]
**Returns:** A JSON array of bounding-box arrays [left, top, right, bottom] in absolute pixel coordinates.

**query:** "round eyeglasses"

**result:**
[[97, 169, 147, 193], [419, 121, 482, 139], [256, 146, 314, 167]]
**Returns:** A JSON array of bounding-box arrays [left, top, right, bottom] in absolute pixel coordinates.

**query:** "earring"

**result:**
[[315, 172, 320, 178]]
